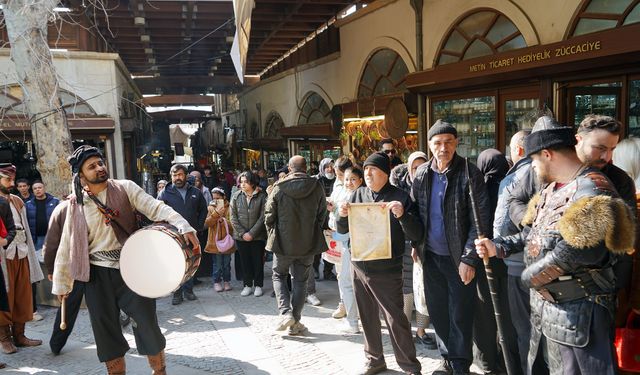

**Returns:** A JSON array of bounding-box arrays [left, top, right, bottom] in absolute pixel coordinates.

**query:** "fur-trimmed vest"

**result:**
[[519, 169, 635, 351]]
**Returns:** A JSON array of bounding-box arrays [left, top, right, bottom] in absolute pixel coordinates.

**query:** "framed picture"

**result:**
[[348, 203, 392, 261]]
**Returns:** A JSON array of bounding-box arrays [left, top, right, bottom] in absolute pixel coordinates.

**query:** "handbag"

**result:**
[[615, 311, 640, 372], [322, 230, 342, 265], [215, 218, 235, 253], [412, 259, 429, 316]]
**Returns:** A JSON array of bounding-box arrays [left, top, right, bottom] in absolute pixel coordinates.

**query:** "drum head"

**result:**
[[120, 229, 185, 298]]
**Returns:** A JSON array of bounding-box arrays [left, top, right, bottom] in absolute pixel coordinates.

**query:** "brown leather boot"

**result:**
[[106, 357, 126, 375], [147, 350, 166, 375], [0, 325, 17, 354], [11, 323, 42, 347]]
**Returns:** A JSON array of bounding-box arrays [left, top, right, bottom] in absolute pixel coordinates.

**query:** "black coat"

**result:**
[[337, 182, 423, 274], [157, 183, 207, 231], [411, 153, 490, 268]]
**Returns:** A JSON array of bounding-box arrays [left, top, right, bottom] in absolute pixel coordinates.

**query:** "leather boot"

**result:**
[[11, 323, 42, 347], [147, 350, 166, 375], [106, 356, 126, 375], [0, 325, 17, 354]]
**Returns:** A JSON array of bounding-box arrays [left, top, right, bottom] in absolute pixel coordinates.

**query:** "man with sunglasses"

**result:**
[[381, 139, 403, 169]]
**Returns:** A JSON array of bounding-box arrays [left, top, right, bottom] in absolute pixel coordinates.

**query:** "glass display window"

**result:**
[[432, 96, 496, 160]]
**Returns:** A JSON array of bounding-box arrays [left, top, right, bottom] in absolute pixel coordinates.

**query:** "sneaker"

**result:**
[[223, 282, 232, 291], [433, 359, 453, 375], [214, 283, 223, 292], [275, 312, 295, 331], [288, 321, 306, 336], [171, 291, 183, 305], [339, 320, 360, 334], [184, 289, 198, 301], [306, 294, 321, 306], [415, 332, 437, 350], [254, 286, 263, 297], [355, 361, 387, 375], [32, 312, 44, 321], [331, 302, 346, 319], [240, 286, 253, 296]]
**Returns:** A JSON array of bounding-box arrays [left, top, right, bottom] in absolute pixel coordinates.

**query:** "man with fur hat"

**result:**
[[0, 163, 44, 355], [47, 146, 200, 375], [337, 151, 424, 375], [411, 120, 490, 375], [475, 120, 636, 374]]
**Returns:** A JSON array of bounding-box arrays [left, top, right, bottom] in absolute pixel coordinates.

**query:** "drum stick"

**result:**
[[60, 297, 67, 330]]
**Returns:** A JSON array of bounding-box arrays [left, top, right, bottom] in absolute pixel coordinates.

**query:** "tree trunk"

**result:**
[[2, 0, 74, 198]]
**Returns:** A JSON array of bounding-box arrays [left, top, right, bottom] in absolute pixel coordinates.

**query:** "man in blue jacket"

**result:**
[[25, 180, 60, 321], [158, 164, 207, 305], [25, 181, 60, 253]]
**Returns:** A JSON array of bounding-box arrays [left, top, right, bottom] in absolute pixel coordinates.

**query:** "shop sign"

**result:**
[[468, 40, 602, 73], [406, 23, 640, 90], [0, 117, 115, 132]]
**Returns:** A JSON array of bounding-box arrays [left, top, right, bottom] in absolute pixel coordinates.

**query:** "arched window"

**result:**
[[264, 111, 285, 138], [0, 84, 97, 116], [437, 10, 527, 65], [569, 0, 640, 37], [297, 92, 331, 125], [357, 49, 409, 98]]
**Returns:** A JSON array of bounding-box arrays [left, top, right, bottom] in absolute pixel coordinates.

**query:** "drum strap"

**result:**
[[85, 189, 134, 239]]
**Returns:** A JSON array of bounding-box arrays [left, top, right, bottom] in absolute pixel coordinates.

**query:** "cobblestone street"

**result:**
[[1, 264, 481, 374]]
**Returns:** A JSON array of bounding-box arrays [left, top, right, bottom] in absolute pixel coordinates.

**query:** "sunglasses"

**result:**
[[383, 149, 396, 155]]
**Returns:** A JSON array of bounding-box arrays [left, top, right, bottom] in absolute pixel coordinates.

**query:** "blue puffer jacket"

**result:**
[[25, 193, 60, 242]]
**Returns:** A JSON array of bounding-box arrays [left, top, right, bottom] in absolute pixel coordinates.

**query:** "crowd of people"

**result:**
[[0, 112, 638, 375]]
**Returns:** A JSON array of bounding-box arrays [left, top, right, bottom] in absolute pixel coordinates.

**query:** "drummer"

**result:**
[[46, 145, 199, 375]]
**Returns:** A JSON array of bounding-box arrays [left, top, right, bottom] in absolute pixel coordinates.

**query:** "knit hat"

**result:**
[[524, 116, 576, 157], [0, 163, 16, 178], [68, 145, 104, 205], [428, 119, 457, 140], [363, 152, 391, 176]]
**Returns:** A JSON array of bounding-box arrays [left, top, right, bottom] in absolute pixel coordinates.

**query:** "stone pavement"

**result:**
[[1, 263, 482, 374]]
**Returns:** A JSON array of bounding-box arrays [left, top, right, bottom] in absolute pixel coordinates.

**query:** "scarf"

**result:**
[[52, 196, 89, 295]]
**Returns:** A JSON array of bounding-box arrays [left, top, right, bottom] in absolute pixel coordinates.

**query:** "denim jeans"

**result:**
[[212, 253, 232, 283], [423, 251, 476, 372], [335, 245, 358, 325]]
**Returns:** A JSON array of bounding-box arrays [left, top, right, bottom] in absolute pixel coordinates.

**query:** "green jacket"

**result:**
[[265, 172, 327, 257], [230, 188, 267, 241]]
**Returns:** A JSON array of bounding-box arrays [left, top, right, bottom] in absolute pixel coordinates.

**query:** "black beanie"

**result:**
[[524, 116, 576, 156], [363, 151, 391, 176], [428, 119, 457, 140]]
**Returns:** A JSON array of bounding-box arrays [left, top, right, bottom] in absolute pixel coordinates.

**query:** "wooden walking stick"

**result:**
[[60, 297, 67, 330], [466, 158, 517, 375]]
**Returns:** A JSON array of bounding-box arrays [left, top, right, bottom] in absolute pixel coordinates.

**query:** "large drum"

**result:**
[[120, 223, 200, 298]]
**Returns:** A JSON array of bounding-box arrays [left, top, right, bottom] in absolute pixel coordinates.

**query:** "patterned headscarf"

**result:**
[[67, 145, 104, 205]]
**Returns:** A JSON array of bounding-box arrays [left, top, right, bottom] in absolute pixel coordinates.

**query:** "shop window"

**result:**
[[570, 0, 640, 36], [628, 80, 640, 137], [432, 96, 496, 159], [264, 111, 285, 138], [437, 11, 526, 65], [357, 49, 409, 98], [297, 92, 331, 125]]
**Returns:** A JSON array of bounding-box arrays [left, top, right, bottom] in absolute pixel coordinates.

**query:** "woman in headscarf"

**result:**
[[473, 148, 512, 374], [476, 148, 510, 223], [314, 158, 335, 197]]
